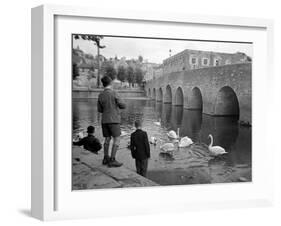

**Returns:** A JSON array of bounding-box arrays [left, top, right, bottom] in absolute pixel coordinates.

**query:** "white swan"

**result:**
[[150, 136, 157, 145], [175, 128, 193, 147], [160, 140, 179, 153], [160, 143, 175, 152], [78, 131, 84, 139], [165, 128, 193, 149], [167, 130, 178, 139], [153, 118, 161, 126], [167, 128, 189, 140], [121, 131, 129, 137], [208, 134, 227, 156], [178, 136, 193, 147], [73, 131, 84, 142]]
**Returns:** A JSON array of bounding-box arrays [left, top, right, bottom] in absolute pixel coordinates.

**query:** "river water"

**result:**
[[73, 99, 252, 185]]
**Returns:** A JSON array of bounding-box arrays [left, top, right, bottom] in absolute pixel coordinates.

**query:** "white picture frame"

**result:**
[[31, 4, 274, 221]]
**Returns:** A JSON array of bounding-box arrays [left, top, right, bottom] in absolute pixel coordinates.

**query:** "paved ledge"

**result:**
[[72, 147, 159, 190]]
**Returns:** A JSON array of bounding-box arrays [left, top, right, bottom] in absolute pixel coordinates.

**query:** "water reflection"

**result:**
[[200, 117, 239, 151], [181, 110, 202, 141], [72, 99, 101, 132], [172, 106, 183, 128], [161, 104, 172, 128]]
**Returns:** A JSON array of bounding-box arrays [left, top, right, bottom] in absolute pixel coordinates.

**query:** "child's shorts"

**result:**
[[102, 123, 121, 137]]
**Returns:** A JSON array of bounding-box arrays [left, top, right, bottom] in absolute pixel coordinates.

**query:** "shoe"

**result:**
[[102, 156, 110, 165], [108, 158, 123, 168]]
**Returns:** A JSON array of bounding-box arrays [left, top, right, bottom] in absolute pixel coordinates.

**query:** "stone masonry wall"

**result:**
[[145, 63, 252, 123]]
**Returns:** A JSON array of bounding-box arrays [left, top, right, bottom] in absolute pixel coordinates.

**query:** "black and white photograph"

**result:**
[[72, 34, 252, 190]]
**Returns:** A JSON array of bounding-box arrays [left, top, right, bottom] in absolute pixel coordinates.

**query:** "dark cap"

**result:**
[[87, 126, 95, 134], [101, 76, 112, 87]]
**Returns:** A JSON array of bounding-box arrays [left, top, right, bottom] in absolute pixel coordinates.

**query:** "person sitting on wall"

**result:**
[[97, 76, 126, 167], [73, 126, 102, 154]]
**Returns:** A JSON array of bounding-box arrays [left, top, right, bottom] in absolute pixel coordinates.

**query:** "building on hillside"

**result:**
[[142, 62, 160, 81], [153, 64, 164, 80], [162, 49, 251, 74], [113, 57, 129, 70], [72, 54, 84, 66], [83, 53, 95, 65], [73, 45, 84, 57], [77, 63, 94, 75], [96, 54, 106, 63]]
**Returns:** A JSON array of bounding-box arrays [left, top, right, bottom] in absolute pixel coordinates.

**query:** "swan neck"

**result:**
[[209, 135, 213, 147]]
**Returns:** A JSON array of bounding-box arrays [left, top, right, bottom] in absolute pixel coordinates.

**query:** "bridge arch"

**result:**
[[164, 85, 172, 103], [174, 87, 184, 106], [214, 86, 239, 118], [152, 88, 156, 100], [157, 88, 163, 102], [188, 87, 203, 110]]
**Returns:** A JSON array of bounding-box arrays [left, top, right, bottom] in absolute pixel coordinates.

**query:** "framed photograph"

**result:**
[[31, 4, 274, 221]]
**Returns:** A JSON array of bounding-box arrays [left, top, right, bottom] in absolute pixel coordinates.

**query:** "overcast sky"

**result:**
[[73, 35, 253, 64]]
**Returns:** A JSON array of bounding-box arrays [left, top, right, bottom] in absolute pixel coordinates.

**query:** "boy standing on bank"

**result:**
[[98, 76, 126, 167], [130, 121, 151, 177]]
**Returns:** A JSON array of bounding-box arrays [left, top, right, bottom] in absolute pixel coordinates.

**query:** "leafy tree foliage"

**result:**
[[246, 56, 252, 62], [126, 66, 135, 87], [138, 55, 143, 63], [135, 67, 144, 85], [72, 63, 79, 80], [102, 62, 117, 80], [74, 34, 106, 49], [117, 66, 127, 83]]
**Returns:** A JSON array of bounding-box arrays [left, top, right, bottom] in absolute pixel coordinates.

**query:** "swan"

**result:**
[[160, 140, 179, 153], [121, 131, 129, 137], [178, 136, 193, 147], [153, 118, 161, 126], [208, 134, 227, 156], [75, 131, 84, 140], [150, 136, 157, 145], [176, 128, 193, 147], [177, 128, 180, 138], [73, 131, 84, 142], [78, 131, 84, 139], [167, 130, 178, 139]]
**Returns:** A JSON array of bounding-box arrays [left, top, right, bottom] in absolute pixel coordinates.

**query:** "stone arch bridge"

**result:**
[[145, 63, 251, 124]]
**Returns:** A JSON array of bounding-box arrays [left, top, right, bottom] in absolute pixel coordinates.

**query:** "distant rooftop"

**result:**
[[163, 49, 247, 62]]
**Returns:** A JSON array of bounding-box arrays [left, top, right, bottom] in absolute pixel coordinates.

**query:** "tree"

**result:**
[[74, 34, 106, 87], [102, 63, 117, 80], [135, 67, 144, 86], [72, 63, 79, 80], [138, 55, 143, 63], [117, 66, 127, 83], [246, 56, 252, 62], [74, 34, 106, 48], [126, 66, 135, 87]]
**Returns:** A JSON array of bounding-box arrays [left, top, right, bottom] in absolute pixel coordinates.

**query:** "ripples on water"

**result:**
[[73, 99, 252, 185]]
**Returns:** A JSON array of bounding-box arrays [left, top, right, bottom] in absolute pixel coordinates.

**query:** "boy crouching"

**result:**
[[73, 126, 102, 154]]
